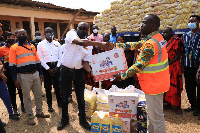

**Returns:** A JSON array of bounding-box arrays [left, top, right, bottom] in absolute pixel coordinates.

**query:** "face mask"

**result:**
[[188, 22, 197, 29], [93, 29, 98, 33], [77, 30, 88, 39], [7, 39, 15, 44], [18, 36, 27, 44], [45, 33, 53, 40], [36, 36, 41, 40]]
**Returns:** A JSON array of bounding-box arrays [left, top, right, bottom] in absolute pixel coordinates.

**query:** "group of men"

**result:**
[[0, 13, 200, 133]]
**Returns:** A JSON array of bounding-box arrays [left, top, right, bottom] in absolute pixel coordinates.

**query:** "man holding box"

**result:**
[[114, 14, 170, 133], [57, 22, 113, 131]]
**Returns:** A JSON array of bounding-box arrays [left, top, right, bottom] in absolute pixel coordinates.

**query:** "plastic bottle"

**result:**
[[112, 114, 123, 133], [101, 113, 112, 133], [91, 112, 101, 133]]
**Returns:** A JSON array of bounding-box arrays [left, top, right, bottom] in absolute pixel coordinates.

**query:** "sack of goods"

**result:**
[[96, 89, 110, 112], [84, 89, 97, 118]]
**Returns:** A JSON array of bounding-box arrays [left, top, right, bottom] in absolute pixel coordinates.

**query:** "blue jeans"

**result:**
[[0, 80, 13, 115], [60, 66, 86, 122]]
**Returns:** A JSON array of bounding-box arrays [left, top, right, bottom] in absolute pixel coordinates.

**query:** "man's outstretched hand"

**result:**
[[101, 42, 114, 51], [113, 74, 122, 81]]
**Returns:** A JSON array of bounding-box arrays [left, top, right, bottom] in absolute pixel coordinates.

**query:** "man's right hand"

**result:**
[[14, 79, 21, 89], [48, 69, 55, 76], [101, 42, 114, 50], [1, 74, 7, 83]]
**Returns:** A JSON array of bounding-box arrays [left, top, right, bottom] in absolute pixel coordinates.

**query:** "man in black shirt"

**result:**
[[30, 31, 42, 50]]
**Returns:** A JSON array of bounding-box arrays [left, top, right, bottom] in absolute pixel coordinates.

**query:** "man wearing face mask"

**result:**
[[37, 27, 62, 112], [9, 29, 50, 125], [57, 22, 113, 131], [0, 32, 25, 116], [182, 15, 200, 116], [30, 31, 42, 50]]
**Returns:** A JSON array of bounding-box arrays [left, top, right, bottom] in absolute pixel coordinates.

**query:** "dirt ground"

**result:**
[[1, 81, 200, 133]]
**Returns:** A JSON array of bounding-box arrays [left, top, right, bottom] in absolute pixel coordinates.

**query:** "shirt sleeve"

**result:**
[[83, 46, 93, 62], [9, 46, 17, 80], [121, 43, 155, 80], [37, 42, 50, 70], [57, 42, 62, 68], [33, 45, 43, 75], [65, 30, 79, 44], [116, 41, 144, 50]]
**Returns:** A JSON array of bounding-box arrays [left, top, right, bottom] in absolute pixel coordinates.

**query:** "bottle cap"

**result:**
[[93, 112, 98, 116], [114, 114, 119, 118], [105, 113, 109, 117]]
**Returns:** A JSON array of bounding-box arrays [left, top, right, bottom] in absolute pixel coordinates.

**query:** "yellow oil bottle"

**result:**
[[112, 114, 123, 133], [91, 112, 101, 133], [101, 113, 112, 133]]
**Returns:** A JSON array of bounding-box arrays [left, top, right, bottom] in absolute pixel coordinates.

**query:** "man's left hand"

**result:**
[[113, 74, 122, 81], [40, 75, 44, 82]]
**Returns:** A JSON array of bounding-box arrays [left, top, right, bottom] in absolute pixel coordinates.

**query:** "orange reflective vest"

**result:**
[[137, 33, 170, 95], [0, 45, 10, 63], [9, 42, 42, 80]]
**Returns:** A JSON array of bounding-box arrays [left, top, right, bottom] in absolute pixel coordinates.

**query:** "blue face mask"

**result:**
[[36, 36, 41, 39], [188, 22, 197, 29]]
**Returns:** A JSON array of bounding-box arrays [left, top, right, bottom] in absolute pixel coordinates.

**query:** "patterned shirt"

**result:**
[[181, 30, 200, 68]]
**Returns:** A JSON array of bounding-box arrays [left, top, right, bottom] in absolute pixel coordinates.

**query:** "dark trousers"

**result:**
[[0, 119, 6, 133], [42, 66, 61, 108], [60, 66, 86, 122], [184, 67, 200, 110], [5, 71, 24, 109]]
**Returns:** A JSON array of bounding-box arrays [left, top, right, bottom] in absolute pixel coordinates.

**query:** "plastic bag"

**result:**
[[84, 89, 97, 118], [96, 89, 109, 112]]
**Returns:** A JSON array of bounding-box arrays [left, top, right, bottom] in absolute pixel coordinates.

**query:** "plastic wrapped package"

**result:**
[[111, 0, 120, 5], [140, 2, 153, 9], [129, 6, 140, 11], [111, 4, 121, 10], [84, 89, 97, 118], [123, 0, 131, 6], [96, 89, 110, 112], [168, 14, 176, 19], [163, 0, 178, 4], [176, 23, 187, 29], [144, 7, 154, 13]]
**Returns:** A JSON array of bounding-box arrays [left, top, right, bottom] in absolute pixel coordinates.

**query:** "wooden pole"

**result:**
[[61, 8, 83, 38]]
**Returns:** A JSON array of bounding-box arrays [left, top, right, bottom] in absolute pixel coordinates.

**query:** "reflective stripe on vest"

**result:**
[[16, 60, 40, 67], [141, 38, 169, 73], [16, 53, 35, 59]]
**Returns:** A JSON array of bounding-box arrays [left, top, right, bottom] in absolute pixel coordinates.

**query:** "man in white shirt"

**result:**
[[37, 27, 62, 112], [57, 22, 112, 131]]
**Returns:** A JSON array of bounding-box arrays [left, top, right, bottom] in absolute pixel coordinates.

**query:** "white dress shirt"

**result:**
[[61, 29, 93, 69], [37, 39, 62, 70]]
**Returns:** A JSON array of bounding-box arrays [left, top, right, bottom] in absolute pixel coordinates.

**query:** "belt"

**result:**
[[20, 69, 37, 74], [47, 62, 57, 66], [61, 65, 82, 72]]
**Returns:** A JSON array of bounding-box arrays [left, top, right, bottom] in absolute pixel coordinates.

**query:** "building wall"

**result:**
[[0, 3, 94, 40]]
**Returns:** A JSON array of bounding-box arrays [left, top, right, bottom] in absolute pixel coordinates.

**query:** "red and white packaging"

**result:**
[[90, 48, 128, 82], [108, 92, 139, 119]]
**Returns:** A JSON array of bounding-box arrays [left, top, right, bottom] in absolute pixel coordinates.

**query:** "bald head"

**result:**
[[140, 14, 160, 36], [17, 29, 27, 37], [78, 22, 89, 29], [163, 27, 173, 41], [77, 22, 89, 39], [103, 33, 110, 42]]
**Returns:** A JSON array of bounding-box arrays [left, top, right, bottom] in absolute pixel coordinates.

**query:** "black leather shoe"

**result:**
[[79, 119, 91, 130], [21, 106, 26, 113], [13, 108, 20, 116], [57, 121, 69, 130], [193, 110, 200, 116], [48, 107, 54, 112], [9, 115, 20, 120], [184, 107, 194, 112]]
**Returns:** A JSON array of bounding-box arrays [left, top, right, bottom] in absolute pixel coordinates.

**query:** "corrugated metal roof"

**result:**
[[0, 0, 99, 16]]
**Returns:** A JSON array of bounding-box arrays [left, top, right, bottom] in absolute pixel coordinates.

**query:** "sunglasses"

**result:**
[[78, 26, 88, 31]]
